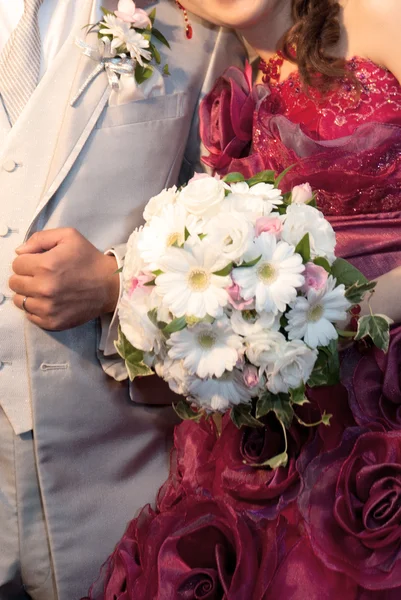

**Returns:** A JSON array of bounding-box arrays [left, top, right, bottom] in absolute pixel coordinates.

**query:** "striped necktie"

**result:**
[[0, 0, 45, 125]]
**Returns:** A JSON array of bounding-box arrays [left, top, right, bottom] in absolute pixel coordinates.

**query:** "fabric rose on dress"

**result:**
[[89, 498, 277, 599], [199, 63, 256, 173], [344, 326, 401, 431], [209, 412, 314, 519], [298, 428, 401, 590]]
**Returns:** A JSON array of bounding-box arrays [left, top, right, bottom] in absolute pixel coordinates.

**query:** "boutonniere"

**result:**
[[71, 0, 170, 107]]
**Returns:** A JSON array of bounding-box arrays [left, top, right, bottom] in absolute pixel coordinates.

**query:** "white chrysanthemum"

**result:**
[[122, 228, 145, 293], [203, 211, 254, 263], [281, 204, 336, 264], [118, 290, 163, 352], [224, 182, 283, 222], [155, 240, 230, 318], [245, 330, 287, 368], [232, 232, 305, 314], [138, 204, 188, 270], [167, 317, 243, 378], [177, 176, 225, 218], [143, 186, 178, 222], [189, 370, 252, 412], [285, 275, 351, 348], [267, 340, 318, 395], [100, 15, 151, 65], [155, 358, 191, 396], [230, 309, 281, 337]]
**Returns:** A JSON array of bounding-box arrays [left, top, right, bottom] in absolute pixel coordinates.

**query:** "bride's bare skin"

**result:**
[[179, 0, 401, 324]]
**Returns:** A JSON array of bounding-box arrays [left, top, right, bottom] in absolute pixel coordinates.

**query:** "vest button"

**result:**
[[3, 159, 17, 172], [0, 224, 9, 237]]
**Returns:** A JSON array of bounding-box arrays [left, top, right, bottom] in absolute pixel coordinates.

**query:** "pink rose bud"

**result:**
[[255, 216, 283, 237], [243, 365, 260, 389], [291, 183, 313, 205], [129, 272, 154, 296], [302, 262, 328, 293], [226, 282, 254, 311]]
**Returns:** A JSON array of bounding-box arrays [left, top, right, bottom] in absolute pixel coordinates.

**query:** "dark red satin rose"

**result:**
[[344, 326, 401, 431], [299, 428, 401, 590], [87, 498, 277, 600], [210, 411, 315, 519], [199, 62, 256, 173]]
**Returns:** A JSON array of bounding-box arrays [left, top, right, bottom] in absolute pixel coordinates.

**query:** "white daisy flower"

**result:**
[[230, 309, 281, 337], [203, 211, 254, 264], [155, 240, 231, 318], [285, 276, 351, 348], [224, 182, 283, 222], [245, 330, 287, 368], [167, 317, 243, 378], [188, 370, 252, 412], [232, 232, 305, 314], [100, 15, 151, 65], [118, 289, 163, 353], [138, 204, 188, 270], [143, 186, 178, 222], [124, 28, 151, 64], [267, 340, 318, 395], [281, 204, 336, 264]]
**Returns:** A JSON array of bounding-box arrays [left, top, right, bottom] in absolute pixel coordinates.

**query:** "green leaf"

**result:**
[[162, 64, 171, 76], [114, 266, 123, 275], [114, 328, 153, 381], [331, 258, 368, 287], [223, 172, 245, 184], [290, 384, 309, 406], [246, 170, 276, 186], [313, 257, 331, 273], [295, 410, 332, 428], [100, 7, 114, 16], [274, 164, 295, 188], [256, 393, 294, 429], [148, 8, 156, 25], [152, 27, 171, 48], [308, 346, 340, 387], [295, 233, 311, 263], [152, 269, 163, 277], [231, 405, 264, 429], [240, 255, 262, 268], [213, 262, 233, 277], [163, 316, 187, 335], [135, 63, 153, 84], [354, 314, 392, 353], [149, 41, 161, 64], [345, 280, 376, 304], [173, 401, 202, 422]]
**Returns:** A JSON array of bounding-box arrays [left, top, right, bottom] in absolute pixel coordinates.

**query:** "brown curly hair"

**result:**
[[282, 0, 348, 89]]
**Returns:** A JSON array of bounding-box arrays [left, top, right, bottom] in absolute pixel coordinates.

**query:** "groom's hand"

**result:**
[[9, 228, 120, 330]]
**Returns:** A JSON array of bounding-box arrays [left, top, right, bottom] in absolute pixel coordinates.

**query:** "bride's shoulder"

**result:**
[[351, 0, 401, 83]]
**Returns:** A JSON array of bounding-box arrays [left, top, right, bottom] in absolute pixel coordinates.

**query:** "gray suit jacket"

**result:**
[[0, 0, 244, 597]]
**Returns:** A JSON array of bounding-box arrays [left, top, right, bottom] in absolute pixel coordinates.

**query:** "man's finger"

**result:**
[[8, 275, 36, 297], [13, 294, 40, 315], [12, 253, 43, 276], [15, 228, 69, 255]]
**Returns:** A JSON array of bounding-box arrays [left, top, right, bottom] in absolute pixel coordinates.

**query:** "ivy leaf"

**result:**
[[295, 410, 332, 428], [308, 345, 340, 387], [295, 233, 311, 263], [114, 328, 153, 381], [331, 258, 368, 287], [313, 257, 331, 273], [256, 393, 294, 429], [290, 384, 309, 406], [152, 27, 170, 48], [173, 401, 202, 422], [240, 255, 262, 268], [355, 314, 392, 353], [223, 172, 245, 184], [246, 170, 276, 186], [274, 164, 295, 188], [213, 262, 233, 277], [163, 317, 187, 335], [231, 405, 264, 429], [345, 280, 376, 304]]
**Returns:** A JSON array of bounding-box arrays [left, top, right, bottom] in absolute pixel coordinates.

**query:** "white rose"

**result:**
[[118, 290, 163, 353], [143, 186, 178, 222], [291, 183, 313, 205], [281, 204, 336, 264], [267, 340, 318, 395], [203, 211, 254, 263], [178, 176, 225, 218], [155, 358, 190, 396], [231, 309, 281, 337], [245, 330, 287, 368]]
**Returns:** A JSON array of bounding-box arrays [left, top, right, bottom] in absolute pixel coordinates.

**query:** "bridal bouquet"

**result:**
[[116, 170, 390, 443]]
